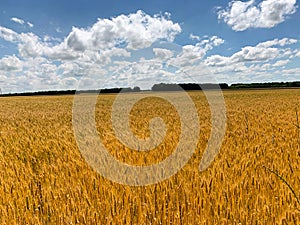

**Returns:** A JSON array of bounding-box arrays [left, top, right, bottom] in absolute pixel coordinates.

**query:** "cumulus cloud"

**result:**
[[0, 27, 48, 59], [205, 38, 297, 66], [218, 0, 298, 31], [0, 55, 23, 71], [205, 55, 230, 67], [169, 36, 224, 67], [61, 77, 78, 87], [153, 48, 174, 60], [1, 11, 181, 62], [281, 68, 300, 75], [256, 37, 298, 47], [18, 33, 46, 58], [273, 59, 290, 67], [66, 10, 181, 51], [203, 37, 300, 84], [231, 46, 280, 62], [0, 26, 79, 60], [0, 26, 19, 42]]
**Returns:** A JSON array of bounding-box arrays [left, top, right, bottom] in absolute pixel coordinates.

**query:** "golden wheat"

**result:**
[[0, 89, 299, 224]]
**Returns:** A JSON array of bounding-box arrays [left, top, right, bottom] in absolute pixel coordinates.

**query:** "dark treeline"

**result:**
[[1, 81, 300, 97], [151, 83, 229, 91], [0, 90, 76, 97], [99, 86, 140, 93], [151, 81, 300, 91], [231, 81, 300, 89], [0, 87, 141, 97]]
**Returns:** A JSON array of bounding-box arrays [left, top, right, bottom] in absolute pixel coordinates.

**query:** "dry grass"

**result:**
[[0, 89, 299, 224]]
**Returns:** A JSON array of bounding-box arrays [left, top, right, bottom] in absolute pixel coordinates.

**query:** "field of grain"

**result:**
[[0, 89, 300, 224]]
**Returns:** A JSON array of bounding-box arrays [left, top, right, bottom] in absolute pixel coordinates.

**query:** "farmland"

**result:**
[[0, 89, 300, 224]]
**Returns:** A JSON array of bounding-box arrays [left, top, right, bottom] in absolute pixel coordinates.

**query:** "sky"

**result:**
[[0, 0, 300, 93]]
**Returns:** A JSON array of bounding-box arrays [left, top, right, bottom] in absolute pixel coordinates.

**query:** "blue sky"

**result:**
[[0, 0, 300, 92]]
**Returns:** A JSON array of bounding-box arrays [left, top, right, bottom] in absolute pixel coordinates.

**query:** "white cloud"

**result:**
[[169, 36, 224, 67], [0, 26, 52, 59], [257, 38, 297, 47], [209, 36, 225, 47], [231, 46, 280, 63], [205, 55, 230, 66], [1, 11, 181, 63], [11, 17, 25, 25], [189, 34, 201, 41], [0, 55, 23, 71], [153, 48, 174, 60], [11, 17, 34, 28], [27, 22, 34, 28], [18, 32, 45, 58], [202, 37, 300, 84], [61, 77, 78, 87], [283, 68, 300, 74], [103, 48, 131, 58], [0, 26, 19, 42], [273, 59, 290, 67], [205, 38, 297, 67], [0, 74, 7, 83], [0, 27, 79, 60], [66, 10, 181, 51], [218, 0, 297, 31], [43, 35, 61, 42]]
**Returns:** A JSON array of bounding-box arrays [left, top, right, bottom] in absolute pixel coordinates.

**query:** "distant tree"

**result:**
[[152, 83, 182, 91], [132, 86, 140, 92]]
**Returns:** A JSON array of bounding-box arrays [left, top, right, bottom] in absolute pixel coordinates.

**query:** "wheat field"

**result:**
[[0, 89, 299, 224]]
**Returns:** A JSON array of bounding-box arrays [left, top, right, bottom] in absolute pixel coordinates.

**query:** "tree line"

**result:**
[[1, 81, 300, 97]]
